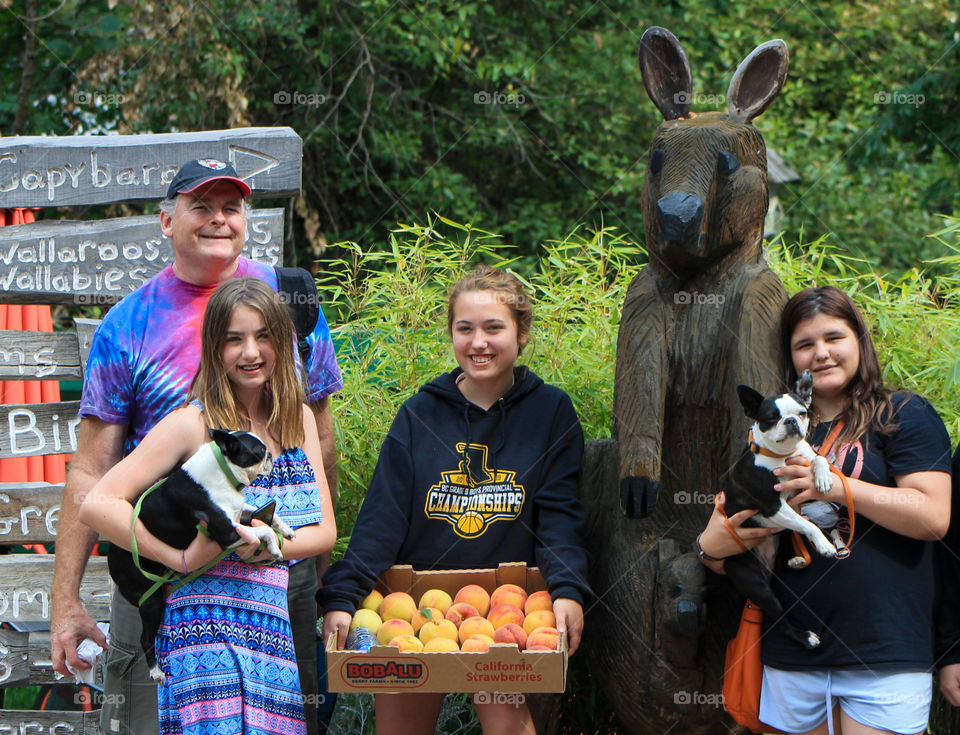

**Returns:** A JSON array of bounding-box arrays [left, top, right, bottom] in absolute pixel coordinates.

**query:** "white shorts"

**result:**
[[758, 666, 931, 734]]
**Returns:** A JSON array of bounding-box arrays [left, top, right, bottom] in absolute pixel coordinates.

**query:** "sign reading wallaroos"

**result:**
[[0, 209, 283, 304], [0, 127, 301, 207]]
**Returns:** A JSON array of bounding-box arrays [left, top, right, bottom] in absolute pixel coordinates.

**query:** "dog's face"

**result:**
[[209, 429, 274, 484], [737, 370, 815, 448]]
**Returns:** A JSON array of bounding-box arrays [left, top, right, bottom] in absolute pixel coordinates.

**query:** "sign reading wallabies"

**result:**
[[425, 443, 525, 538]]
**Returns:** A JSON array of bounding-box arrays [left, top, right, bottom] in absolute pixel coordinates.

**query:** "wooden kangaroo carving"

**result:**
[[582, 28, 790, 734]]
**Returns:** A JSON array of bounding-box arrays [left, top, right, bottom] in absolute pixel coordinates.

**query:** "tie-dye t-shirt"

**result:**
[[80, 258, 343, 456]]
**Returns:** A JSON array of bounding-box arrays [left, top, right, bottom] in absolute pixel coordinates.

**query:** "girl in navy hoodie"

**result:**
[[320, 265, 590, 734]]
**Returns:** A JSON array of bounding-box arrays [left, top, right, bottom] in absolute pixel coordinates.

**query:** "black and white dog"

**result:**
[[107, 429, 293, 681], [722, 370, 839, 649]]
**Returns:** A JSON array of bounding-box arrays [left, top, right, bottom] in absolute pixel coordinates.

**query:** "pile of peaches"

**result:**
[[350, 583, 560, 654]]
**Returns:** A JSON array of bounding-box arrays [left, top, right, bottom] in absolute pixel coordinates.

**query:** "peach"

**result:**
[[490, 583, 527, 612], [527, 626, 559, 651], [454, 584, 491, 617], [418, 619, 459, 645], [418, 588, 453, 614], [377, 618, 414, 645], [460, 634, 495, 653], [411, 607, 443, 634], [458, 615, 496, 644], [423, 637, 460, 652], [526, 644, 554, 652], [379, 591, 418, 623], [522, 609, 556, 636], [360, 589, 384, 612], [350, 608, 382, 633], [524, 590, 553, 615], [445, 602, 480, 627], [388, 634, 424, 652], [492, 623, 528, 650], [487, 603, 525, 630]]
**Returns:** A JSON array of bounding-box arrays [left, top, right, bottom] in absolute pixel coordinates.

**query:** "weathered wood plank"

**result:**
[[73, 320, 98, 379], [0, 333, 81, 381], [0, 484, 63, 544], [0, 628, 103, 687], [0, 209, 283, 305], [0, 708, 102, 735], [0, 403, 79, 460], [0, 556, 111, 623], [0, 127, 301, 207]]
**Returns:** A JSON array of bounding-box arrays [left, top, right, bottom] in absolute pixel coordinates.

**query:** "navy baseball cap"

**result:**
[[166, 159, 252, 199]]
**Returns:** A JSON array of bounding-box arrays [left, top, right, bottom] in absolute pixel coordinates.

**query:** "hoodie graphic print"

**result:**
[[320, 366, 591, 614]]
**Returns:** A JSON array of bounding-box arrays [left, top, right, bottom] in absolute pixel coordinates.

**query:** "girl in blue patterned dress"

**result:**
[[80, 278, 337, 735]]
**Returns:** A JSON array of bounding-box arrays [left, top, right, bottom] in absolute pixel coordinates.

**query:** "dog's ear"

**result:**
[[209, 428, 234, 447], [795, 369, 814, 407], [736, 385, 765, 420]]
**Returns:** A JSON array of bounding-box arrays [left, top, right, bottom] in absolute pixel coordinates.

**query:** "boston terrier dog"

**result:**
[[107, 429, 293, 682], [722, 370, 839, 649]]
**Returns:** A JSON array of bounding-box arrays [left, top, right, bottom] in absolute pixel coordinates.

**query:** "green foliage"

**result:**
[[3, 0, 957, 272], [325, 216, 960, 565], [322, 215, 960, 731]]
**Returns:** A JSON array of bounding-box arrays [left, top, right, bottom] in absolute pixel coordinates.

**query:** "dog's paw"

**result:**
[[274, 518, 296, 540], [803, 631, 821, 649], [620, 476, 659, 519], [787, 555, 809, 569], [812, 457, 832, 494], [149, 666, 166, 684], [812, 537, 838, 558]]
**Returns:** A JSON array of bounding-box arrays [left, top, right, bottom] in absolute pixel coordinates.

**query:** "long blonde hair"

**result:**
[[189, 278, 305, 448]]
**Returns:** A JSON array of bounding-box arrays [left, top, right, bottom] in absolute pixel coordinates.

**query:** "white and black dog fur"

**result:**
[[108, 429, 293, 682], [722, 370, 839, 649]]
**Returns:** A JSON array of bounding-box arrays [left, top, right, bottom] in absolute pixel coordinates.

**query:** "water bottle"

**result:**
[[346, 627, 378, 652]]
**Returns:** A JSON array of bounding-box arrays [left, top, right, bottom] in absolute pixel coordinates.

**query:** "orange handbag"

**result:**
[[722, 600, 775, 733]]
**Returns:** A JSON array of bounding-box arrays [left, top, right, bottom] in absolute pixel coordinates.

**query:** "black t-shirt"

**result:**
[[762, 393, 952, 671]]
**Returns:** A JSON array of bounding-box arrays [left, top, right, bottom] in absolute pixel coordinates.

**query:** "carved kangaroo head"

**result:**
[[638, 27, 788, 279]]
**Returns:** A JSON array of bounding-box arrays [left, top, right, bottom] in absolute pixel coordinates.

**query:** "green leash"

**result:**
[[130, 441, 280, 606]]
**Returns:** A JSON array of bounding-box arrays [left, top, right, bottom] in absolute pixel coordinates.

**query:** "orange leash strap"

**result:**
[[791, 420, 855, 562], [715, 494, 751, 554]]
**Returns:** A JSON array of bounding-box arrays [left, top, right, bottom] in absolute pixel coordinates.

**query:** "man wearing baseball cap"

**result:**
[[51, 160, 343, 735]]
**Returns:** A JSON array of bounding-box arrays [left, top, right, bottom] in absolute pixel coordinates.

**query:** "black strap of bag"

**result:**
[[274, 265, 319, 366]]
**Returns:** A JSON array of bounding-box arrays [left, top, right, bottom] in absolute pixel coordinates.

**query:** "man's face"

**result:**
[[160, 180, 246, 269]]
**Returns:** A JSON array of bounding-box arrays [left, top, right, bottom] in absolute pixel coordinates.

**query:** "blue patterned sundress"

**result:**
[[156, 445, 322, 735]]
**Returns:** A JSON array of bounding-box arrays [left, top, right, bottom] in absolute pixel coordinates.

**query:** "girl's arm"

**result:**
[[775, 395, 951, 541], [77, 406, 245, 571], [775, 461, 950, 541], [248, 404, 337, 562], [695, 492, 777, 573]]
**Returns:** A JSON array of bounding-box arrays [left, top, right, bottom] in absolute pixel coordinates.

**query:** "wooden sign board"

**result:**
[[0, 317, 99, 381], [0, 709, 102, 735], [0, 556, 111, 623], [0, 402, 80, 460], [0, 209, 283, 305], [0, 127, 301, 208], [0, 484, 65, 545], [0, 333, 82, 381], [0, 628, 103, 687]]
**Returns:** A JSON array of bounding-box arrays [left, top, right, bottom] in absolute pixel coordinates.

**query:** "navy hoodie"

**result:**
[[319, 365, 591, 614]]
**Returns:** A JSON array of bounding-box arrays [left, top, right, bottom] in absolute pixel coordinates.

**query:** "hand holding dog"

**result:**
[[773, 456, 840, 507], [697, 491, 775, 571]]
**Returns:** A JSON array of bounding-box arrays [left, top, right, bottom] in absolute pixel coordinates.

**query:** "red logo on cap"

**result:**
[[198, 159, 228, 170]]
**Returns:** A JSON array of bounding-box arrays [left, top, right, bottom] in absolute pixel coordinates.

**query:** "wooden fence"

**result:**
[[0, 127, 302, 734]]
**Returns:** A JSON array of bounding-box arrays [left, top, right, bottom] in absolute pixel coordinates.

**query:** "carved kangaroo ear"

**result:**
[[726, 39, 788, 123], [638, 26, 692, 121]]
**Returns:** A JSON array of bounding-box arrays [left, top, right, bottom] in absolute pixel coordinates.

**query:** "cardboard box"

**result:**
[[324, 562, 567, 693]]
